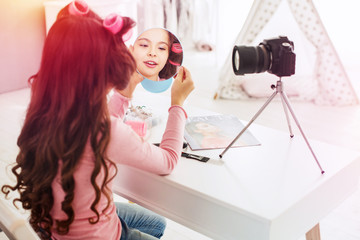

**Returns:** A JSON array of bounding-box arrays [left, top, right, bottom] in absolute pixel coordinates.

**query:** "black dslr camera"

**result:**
[[232, 36, 296, 77]]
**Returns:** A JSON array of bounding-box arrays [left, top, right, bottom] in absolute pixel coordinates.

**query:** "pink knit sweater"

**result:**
[[50, 91, 187, 239]]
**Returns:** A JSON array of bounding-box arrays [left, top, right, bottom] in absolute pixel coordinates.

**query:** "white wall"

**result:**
[[1, 0, 358, 96], [208, 0, 360, 97], [313, 0, 360, 94], [0, 0, 46, 93], [0, 0, 139, 94]]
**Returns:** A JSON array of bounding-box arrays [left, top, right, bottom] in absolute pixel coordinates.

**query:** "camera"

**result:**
[[232, 36, 296, 77]]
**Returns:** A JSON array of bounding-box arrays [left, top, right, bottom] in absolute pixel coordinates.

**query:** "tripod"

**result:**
[[219, 78, 325, 174]]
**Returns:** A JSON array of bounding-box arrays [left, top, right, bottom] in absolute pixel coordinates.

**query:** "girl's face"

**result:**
[[130, 28, 170, 81]]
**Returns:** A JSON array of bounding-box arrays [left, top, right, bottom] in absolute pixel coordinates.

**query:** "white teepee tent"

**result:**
[[216, 0, 358, 106]]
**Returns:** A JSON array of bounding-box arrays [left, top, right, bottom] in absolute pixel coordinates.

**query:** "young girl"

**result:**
[[1, 1, 194, 239], [130, 28, 183, 81]]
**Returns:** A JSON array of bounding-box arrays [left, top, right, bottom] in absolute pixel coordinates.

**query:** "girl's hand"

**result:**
[[116, 71, 144, 98], [171, 66, 195, 106]]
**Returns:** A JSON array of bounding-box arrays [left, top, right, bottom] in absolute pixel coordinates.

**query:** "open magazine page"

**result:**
[[184, 115, 261, 151]]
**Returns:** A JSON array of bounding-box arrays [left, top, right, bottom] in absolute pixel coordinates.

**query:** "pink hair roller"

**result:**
[[171, 43, 183, 53], [103, 13, 124, 35], [122, 27, 133, 42], [68, 0, 89, 16], [125, 120, 147, 137], [168, 59, 180, 66]]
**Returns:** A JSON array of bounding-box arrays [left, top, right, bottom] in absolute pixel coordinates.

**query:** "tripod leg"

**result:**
[[219, 91, 278, 158], [279, 93, 294, 138], [281, 92, 325, 174]]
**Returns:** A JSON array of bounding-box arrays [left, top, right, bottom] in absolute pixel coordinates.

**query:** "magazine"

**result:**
[[184, 115, 261, 150]]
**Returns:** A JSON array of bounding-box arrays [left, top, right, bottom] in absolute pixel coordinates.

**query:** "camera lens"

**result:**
[[232, 45, 270, 75]]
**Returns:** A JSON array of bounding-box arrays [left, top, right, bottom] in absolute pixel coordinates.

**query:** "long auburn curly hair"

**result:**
[[1, 8, 136, 239]]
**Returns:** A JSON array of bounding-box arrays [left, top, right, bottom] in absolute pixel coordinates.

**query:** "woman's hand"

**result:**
[[116, 71, 144, 98], [171, 66, 195, 106]]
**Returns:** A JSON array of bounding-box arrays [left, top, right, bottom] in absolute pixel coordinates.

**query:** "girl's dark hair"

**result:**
[[159, 31, 183, 79], [1, 5, 136, 239]]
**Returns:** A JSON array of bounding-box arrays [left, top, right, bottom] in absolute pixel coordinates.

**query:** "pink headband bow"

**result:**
[[68, 0, 89, 16], [103, 13, 133, 42]]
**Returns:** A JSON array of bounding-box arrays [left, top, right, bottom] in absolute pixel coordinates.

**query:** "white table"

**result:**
[[113, 91, 360, 240]]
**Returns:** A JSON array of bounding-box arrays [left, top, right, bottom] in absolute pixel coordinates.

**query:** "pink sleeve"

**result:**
[[108, 90, 130, 119], [106, 106, 187, 175]]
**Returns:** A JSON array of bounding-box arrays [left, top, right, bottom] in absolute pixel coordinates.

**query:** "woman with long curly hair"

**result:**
[[1, 1, 194, 239]]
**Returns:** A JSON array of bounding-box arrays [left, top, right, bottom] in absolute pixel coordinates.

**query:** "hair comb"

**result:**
[[68, 0, 89, 16]]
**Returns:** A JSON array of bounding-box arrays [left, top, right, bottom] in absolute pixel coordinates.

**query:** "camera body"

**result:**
[[232, 36, 296, 77]]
